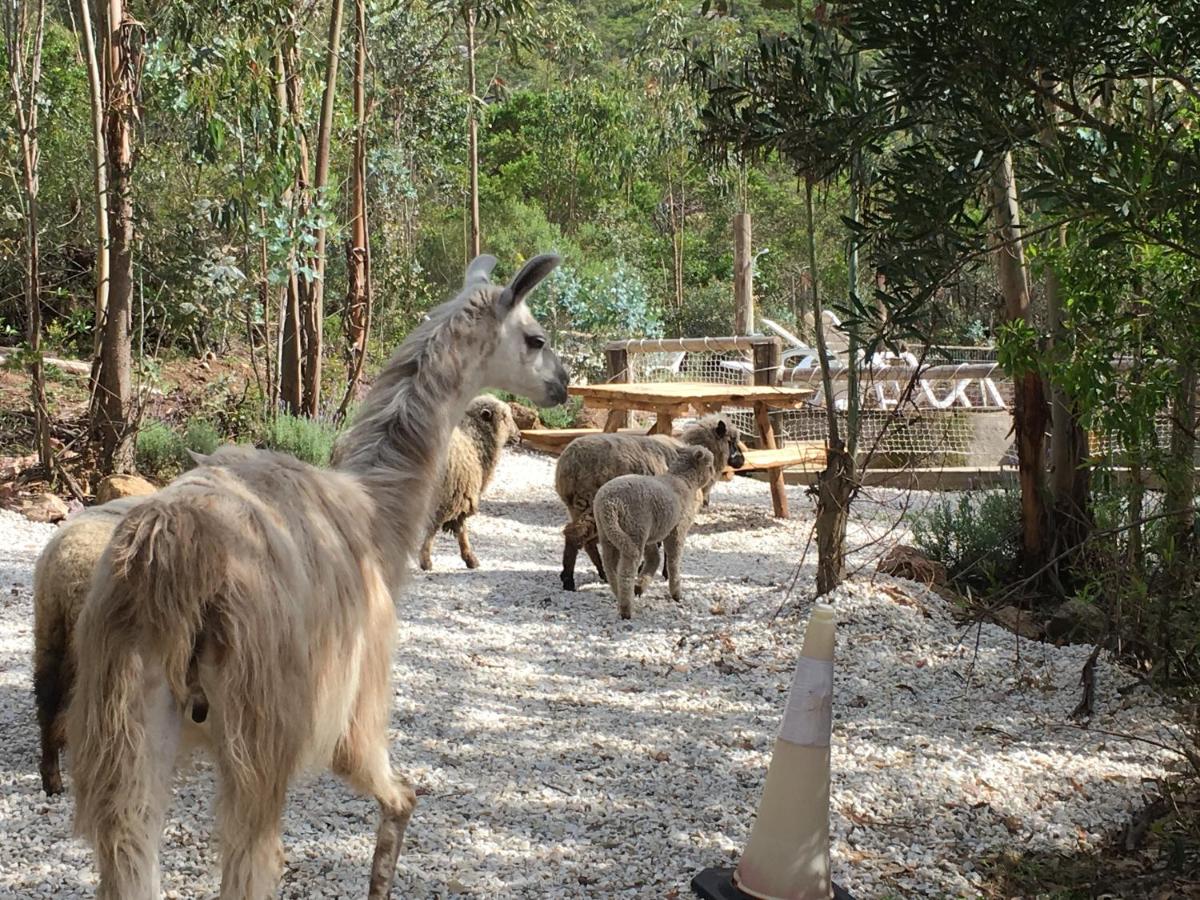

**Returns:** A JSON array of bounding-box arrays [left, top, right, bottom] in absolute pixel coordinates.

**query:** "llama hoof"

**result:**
[[464, 556, 480, 569], [634, 585, 643, 597], [40, 770, 63, 796], [418, 558, 432, 571], [670, 592, 682, 603], [561, 574, 576, 591]]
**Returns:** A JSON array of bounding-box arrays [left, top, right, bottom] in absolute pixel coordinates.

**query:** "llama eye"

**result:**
[[525, 334, 546, 351]]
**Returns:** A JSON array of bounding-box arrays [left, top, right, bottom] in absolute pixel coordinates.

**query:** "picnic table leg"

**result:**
[[754, 401, 788, 519], [651, 409, 675, 436], [603, 409, 626, 433]]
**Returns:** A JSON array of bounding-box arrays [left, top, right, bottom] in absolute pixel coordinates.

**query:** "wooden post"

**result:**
[[604, 345, 630, 432], [753, 337, 787, 518], [734, 212, 753, 335]]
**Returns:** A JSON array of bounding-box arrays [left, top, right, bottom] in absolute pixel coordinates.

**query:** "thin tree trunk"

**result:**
[[806, 177, 852, 596], [278, 38, 306, 414], [1165, 357, 1196, 553], [6, 0, 51, 469], [77, 0, 109, 397], [97, 0, 137, 473], [990, 151, 1048, 575], [464, 5, 480, 259], [339, 0, 370, 420], [300, 0, 344, 416]]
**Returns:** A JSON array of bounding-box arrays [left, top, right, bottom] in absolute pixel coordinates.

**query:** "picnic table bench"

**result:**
[[555, 382, 818, 518]]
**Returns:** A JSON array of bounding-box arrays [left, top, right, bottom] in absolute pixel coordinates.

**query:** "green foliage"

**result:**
[[260, 413, 342, 468], [135, 421, 187, 480], [183, 418, 221, 457], [912, 491, 1021, 588], [537, 397, 583, 429]]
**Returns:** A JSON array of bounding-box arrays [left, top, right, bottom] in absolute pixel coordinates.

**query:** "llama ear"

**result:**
[[715, 419, 727, 438], [464, 254, 498, 287], [498, 253, 560, 313]]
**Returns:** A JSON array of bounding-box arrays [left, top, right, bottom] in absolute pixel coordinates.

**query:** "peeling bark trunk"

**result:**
[[96, 0, 138, 473], [990, 152, 1048, 575], [465, 6, 480, 259], [278, 37, 307, 414], [339, 0, 370, 419], [77, 0, 109, 399]]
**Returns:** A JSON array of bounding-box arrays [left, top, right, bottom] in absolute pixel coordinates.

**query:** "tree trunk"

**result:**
[[339, 0, 370, 420], [1164, 358, 1196, 554], [806, 178, 853, 596], [96, 0, 137, 473], [278, 38, 306, 414], [77, 0, 109, 400], [300, 0, 344, 417], [733, 211, 753, 335], [465, 5, 481, 259], [6, 0, 51, 469], [990, 151, 1048, 575]]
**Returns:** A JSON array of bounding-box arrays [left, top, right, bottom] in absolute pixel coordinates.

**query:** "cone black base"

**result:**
[[691, 867, 856, 900]]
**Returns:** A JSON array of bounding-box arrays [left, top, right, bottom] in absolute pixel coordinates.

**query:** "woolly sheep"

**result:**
[[554, 415, 745, 590], [593, 445, 716, 619], [419, 394, 519, 570]]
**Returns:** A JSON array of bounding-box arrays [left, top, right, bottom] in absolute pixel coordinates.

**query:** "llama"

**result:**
[[593, 445, 716, 619], [66, 253, 568, 899]]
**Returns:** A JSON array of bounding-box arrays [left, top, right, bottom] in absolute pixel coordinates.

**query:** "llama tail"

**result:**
[[67, 498, 228, 854]]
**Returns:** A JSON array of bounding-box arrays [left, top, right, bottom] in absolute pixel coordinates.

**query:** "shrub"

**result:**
[[261, 413, 342, 467], [911, 489, 1020, 588], [183, 418, 221, 457], [135, 421, 186, 480], [538, 397, 583, 430]]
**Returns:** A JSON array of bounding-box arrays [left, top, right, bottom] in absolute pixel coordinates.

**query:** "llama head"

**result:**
[[467, 253, 569, 408]]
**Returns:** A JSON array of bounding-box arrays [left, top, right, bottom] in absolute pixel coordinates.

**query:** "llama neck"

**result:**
[[334, 304, 496, 585]]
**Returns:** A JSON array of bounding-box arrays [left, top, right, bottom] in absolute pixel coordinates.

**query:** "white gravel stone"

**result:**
[[0, 451, 1178, 898]]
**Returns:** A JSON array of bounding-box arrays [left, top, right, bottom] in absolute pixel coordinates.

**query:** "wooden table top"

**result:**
[[568, 381, 815, 409]]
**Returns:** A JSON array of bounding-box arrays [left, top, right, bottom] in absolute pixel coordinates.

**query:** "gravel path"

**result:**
[[0, 449, 1179, 898]]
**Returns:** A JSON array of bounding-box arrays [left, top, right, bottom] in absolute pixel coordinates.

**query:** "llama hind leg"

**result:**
[[333, 735, 417, 899], [453, 521, 480, 569], [33, 652, 67, 795], [418, 529, 436, 571], [215, 767, 287, 900], [637, 543, 661, 598]]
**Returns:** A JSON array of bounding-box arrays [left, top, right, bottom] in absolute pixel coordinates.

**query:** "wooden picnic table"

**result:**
[[567, 381, 816, 518]]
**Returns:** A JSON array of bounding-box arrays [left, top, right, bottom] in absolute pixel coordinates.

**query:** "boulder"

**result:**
[[20, 492, 69, 523], [876, 544, 947, 588], [575, 406, 607, 430], [992, 604, 1042, 640], [1045, 597, 1107, 644], [96, 473, 157, 504], [508, 402, 541, 431]]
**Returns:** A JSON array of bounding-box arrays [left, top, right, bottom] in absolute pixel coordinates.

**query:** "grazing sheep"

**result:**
[[593, 445, 716, 619], [555, 415, 744, 590], [65, 253, 568, 900], [419, 394, 519, 570]]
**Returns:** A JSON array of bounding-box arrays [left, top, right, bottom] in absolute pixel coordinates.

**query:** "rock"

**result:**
[[508, 402, 540, 431], [20, 493, 69, 523], [992, 604, 1041, 640], [876, 544, 947, 588], [96, 473, 157, 504], [575, 406, 607, 430], [1046, 597, 1107, 644]]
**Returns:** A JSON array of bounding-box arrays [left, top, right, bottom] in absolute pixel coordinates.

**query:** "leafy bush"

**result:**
[[911, 490, 1020, 587], [135, 421, 186, 479], [538, 397, 584, 429], [183, 418, 221, 457], [261, 413, 342, 467]]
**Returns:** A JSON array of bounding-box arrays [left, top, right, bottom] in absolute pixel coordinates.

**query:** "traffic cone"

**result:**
[[692, 602, 853, 900]]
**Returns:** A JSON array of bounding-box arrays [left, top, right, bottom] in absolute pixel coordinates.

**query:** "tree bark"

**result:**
[[300, 0, 344, 417], [278, 37, 306, 414], [464, 5, 481, 259], [96, 0, 137, 473], [990, 151, 1048, 575], [339, 0, 370, 420], [6, 0, 51, 469], [806, 178, 853, 596], [733, 212, 753, 335], [77, 0, 109, 396], [1164, 357, 1196, 554]]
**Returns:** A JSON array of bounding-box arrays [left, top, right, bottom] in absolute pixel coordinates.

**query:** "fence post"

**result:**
[[605, 344, 630, 431], [752, 337, 783, 448], [734, 212, 754, 335]]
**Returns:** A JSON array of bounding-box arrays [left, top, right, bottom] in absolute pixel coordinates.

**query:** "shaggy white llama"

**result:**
[[66, 253, 567, 899]]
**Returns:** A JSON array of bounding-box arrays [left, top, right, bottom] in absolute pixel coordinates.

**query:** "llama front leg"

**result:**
[[453, 521, 480, 569], [664, 530, 685, 602]]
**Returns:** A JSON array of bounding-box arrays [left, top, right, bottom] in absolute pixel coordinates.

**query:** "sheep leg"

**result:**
[[560, 538, 579, 591], [584, 539, 606, 581], [664, 530, 685, 602], [418, 529, 435, 571], [598, 540, 620, 593], [454, 522, 480, 569], [33, 653, 66, 796], [661, 543, 668, 580], [638, 543, 661, 598]]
